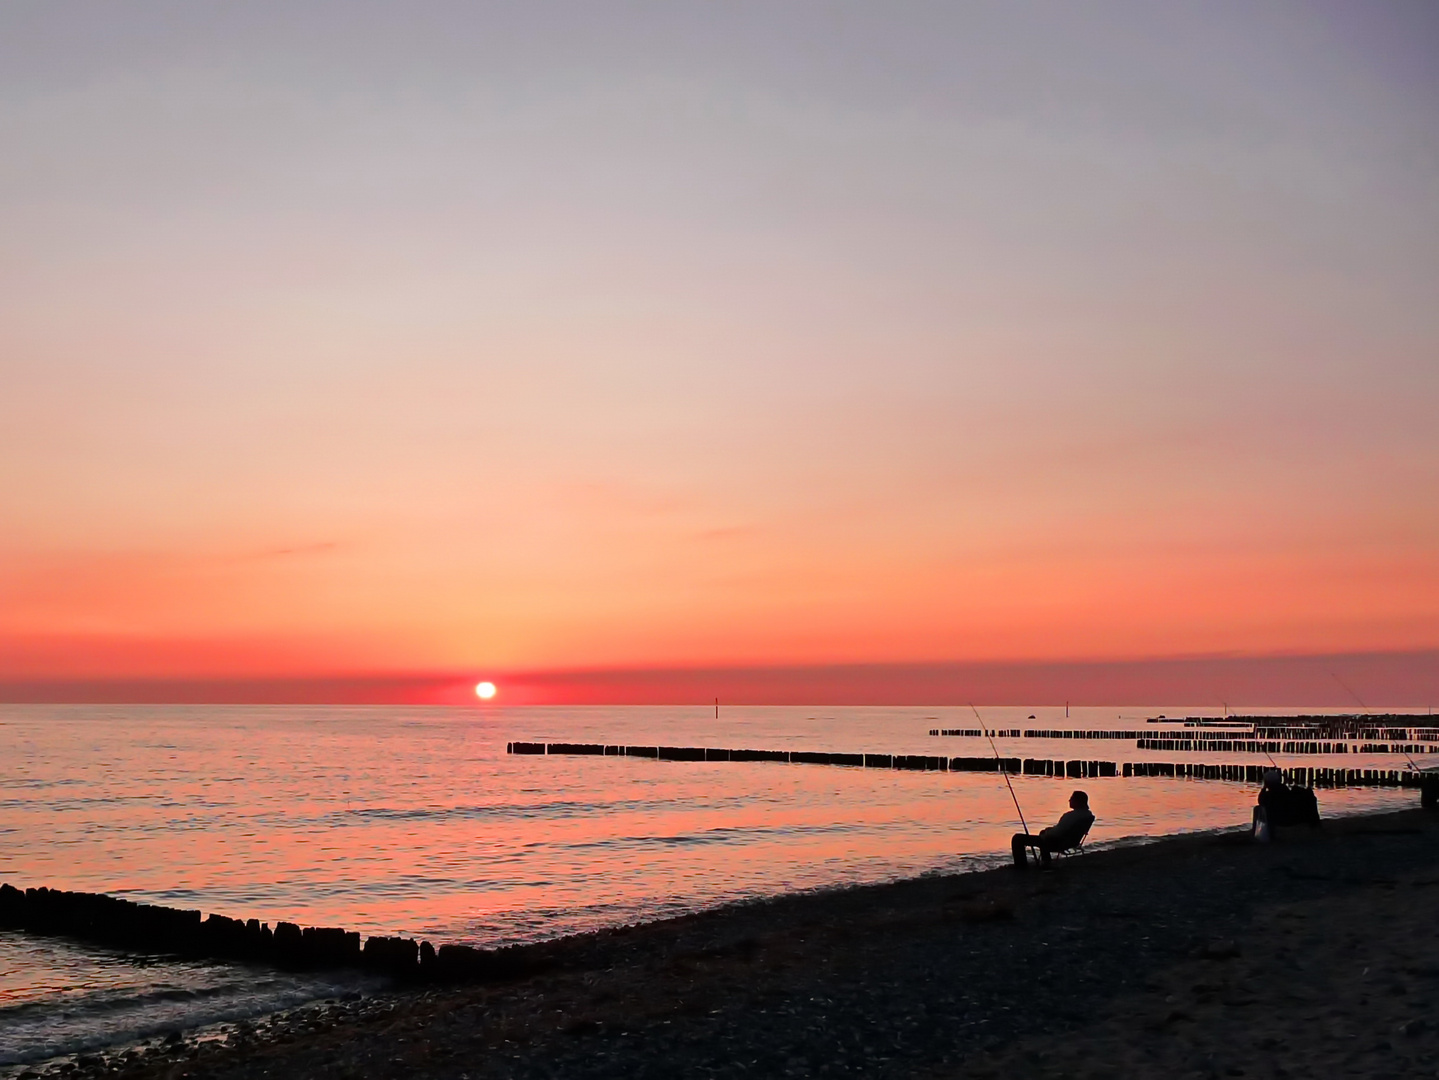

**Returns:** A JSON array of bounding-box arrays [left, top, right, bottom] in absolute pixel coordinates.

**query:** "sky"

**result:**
[[2, 2, 1437, 701]]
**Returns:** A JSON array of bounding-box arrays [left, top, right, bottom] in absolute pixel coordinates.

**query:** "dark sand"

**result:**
[[22, 805, 1439, 1079]]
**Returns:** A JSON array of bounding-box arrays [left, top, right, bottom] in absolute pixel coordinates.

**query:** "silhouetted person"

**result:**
[[1012, 790, 1094, 869], [1252, 768, 1320, 839]]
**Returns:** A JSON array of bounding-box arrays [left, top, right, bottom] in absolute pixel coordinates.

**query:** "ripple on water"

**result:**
[[0, 933, 376, 1068]]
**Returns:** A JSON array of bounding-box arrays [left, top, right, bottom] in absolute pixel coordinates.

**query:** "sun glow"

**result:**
[[475, 681, 497, 700]]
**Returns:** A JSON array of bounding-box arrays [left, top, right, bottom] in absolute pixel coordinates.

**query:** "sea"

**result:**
[[0, 703, 1426, 1069]]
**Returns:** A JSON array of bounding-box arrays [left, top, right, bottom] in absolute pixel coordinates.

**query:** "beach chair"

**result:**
[[1014, 816, 1093, 869], [1049, 818, 1093, 861]]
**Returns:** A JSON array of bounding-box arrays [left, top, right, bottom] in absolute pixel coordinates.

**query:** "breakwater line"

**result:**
[[931, 728, 1144, 739], [508, 741, 1031, 773], [930, 720, 1439, 756], [0, 884, 545, 985], [508, 741, 1439, 793]]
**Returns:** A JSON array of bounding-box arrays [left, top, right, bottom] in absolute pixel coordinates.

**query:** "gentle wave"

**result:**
[[0, 934, 375, 1068]]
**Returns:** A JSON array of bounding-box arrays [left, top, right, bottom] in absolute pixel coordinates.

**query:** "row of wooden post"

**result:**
[[508, 742, 1436, 789]]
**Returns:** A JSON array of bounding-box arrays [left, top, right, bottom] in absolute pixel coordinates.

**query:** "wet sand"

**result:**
[[18, 804, 1439, 1079]]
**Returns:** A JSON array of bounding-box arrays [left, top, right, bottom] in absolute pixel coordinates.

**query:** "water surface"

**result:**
[[0, 704, 1418, 1066]]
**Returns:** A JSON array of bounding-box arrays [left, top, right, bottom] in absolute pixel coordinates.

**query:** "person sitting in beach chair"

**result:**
[[1012, 790, 1094, 869], [1252, 769, 1320, 840]]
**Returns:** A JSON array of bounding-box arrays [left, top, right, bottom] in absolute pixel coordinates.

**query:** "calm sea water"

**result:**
[[0, 703, 1421, 1067]]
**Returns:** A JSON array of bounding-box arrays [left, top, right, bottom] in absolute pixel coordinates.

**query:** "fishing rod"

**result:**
[[1240, 711, 1280, 780], [1260, 740, 1280, 774], [972, 703, 1029, 836]]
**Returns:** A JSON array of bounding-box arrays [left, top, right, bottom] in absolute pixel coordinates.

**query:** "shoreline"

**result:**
[[5, 776, 1428, 992], [7, 799, 1437, 1078]]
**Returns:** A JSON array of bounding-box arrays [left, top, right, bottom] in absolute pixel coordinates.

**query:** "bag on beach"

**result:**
[[1253, 816, 1270, 843]]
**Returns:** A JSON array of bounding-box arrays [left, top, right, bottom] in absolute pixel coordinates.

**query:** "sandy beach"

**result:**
[[14, 802, 1436, 1080]]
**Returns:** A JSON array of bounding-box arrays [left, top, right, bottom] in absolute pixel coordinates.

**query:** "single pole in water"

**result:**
[[715, 697, 719, 719], [972, 703, 1028, 836]]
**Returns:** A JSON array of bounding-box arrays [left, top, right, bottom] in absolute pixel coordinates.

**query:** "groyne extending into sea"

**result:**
[[933, 714, 1439, 756], [0, 884, 544, 985], [506, 740, 1439, 793]]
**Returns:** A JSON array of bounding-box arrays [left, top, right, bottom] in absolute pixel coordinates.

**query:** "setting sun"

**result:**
[[475, 681, 496, 700]]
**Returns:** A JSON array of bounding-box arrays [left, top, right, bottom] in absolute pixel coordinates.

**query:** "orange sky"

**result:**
[[2, 4, 1437, 697]]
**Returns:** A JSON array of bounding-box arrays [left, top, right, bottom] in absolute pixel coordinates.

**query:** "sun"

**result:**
[[475, 681, 497, 700]]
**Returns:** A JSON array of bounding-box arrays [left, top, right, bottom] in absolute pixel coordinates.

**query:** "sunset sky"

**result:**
[[2, 3, 1437, 699]]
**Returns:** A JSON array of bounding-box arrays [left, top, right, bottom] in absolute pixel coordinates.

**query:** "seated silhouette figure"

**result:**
[[1252, 769, 1320, 839], [1011, 790, 1094, 869]]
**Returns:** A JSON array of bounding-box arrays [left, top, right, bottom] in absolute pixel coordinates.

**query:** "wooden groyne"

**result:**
[[1136, 737, 1438, 756], [1237, 715, 1439, 742], [932, 728, 1146, 740], [928, 718, 1439, 756], [509, 742, 1439, 792], [0, 883, 544, 984], [1123, 763, 1437, 790], [508, 742, 996, 772]]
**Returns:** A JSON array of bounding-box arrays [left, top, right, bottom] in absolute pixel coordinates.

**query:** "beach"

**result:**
[[20, 803, 1437, 1079]]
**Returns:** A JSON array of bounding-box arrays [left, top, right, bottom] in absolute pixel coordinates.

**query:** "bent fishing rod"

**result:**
[[971, 703, 1029, 836]]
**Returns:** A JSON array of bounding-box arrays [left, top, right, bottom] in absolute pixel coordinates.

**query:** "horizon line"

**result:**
[[2, 648, 1436, 707]]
